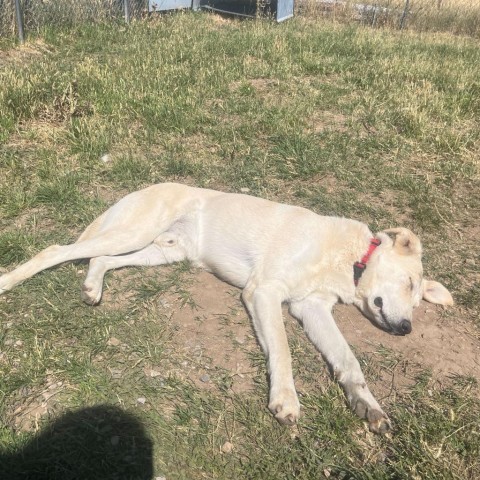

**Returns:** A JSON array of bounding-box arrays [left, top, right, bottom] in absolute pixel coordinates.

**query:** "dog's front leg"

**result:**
[[242, 283, 300, 426], [290, 297, 391, 434]]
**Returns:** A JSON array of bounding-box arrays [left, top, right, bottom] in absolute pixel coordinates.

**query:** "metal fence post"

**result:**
[[399, 0, 410, 29], [14, 0, 25, 43], [124, 0, 131, 23], [371, 3, 378, 27]]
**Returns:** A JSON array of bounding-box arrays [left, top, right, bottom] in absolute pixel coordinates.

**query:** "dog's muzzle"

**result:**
[[380, 310, 412, 336], [398, 319, 412, 335]]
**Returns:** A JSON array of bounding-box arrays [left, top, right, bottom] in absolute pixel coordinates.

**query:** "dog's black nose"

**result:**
[[400, 319, 412, 335], [374, 297, 383, 308]]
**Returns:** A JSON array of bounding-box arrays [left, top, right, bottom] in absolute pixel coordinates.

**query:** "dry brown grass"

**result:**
[[298, 0, 480, 37]]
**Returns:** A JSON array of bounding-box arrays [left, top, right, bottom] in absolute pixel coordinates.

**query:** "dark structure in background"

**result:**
[[10, 0, 293, 44], [149, 0, 294, 22]]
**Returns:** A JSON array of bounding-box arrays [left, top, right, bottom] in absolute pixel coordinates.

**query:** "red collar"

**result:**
[[353, 238, 381, 286]]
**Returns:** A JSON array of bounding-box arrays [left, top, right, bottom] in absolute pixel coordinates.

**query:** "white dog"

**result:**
[[0, 183, 453, 433]]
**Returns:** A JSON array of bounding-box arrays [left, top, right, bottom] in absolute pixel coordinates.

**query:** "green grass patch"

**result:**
[[0, 12, 479, 479]]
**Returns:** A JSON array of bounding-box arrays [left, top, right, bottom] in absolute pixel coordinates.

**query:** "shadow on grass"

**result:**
[[0, 405, 153, 480]]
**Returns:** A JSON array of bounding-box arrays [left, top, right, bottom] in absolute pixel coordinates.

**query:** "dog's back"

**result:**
[[77, 183, 222, 243]]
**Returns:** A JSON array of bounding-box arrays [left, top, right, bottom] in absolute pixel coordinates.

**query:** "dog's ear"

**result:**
[[422, 280, 454, 306], [381, 228, 422, 256]]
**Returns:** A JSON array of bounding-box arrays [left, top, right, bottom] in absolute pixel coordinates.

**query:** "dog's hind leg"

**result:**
[[242, 280, 300, 426], [290, 297, 391, 434], [82, 234, 188, 305], [0, 184, 209, 295], [0, 229, 160, 295]]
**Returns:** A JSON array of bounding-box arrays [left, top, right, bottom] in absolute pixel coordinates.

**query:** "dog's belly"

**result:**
[[195, 192, 308, 289], [198, 243, 254, 288]]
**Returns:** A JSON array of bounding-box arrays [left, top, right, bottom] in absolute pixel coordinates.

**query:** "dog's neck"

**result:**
[[353, 238, 381, 286], [311, 219, 374, 305]]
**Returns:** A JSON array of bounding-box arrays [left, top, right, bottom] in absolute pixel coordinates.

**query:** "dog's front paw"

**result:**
[[367, 409, 391, 434], [353, 399, 391, 434], [81, 283, 102, 305], [0, 275, 13, 295], [268, 388, 300, 426]]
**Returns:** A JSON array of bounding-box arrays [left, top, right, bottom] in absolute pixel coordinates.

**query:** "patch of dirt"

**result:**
[[309, 110, 349, 134], [334, 303, 480, 380], [6, 375, 67, 432], [0, 39, 54, 68], [5, 119, 67, 151], [228, 78, 284, 109], [158, 271, 480, 395], [163, 271, 258, 394]]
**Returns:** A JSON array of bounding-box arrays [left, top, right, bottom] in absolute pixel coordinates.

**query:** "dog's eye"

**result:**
[[374, 297, 383, 308]]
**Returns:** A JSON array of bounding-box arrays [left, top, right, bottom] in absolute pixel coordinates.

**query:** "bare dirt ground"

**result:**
[[168, 271, 480, 396], [164, 271, 259, 394]]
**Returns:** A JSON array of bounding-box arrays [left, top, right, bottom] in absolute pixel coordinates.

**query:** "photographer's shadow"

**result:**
[[0, 404, 153, 480]]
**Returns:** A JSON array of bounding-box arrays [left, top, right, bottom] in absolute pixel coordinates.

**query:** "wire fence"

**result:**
[[0, 0, 147, 40], [1, 0, 479, 40], [300, 0, 480, 37]]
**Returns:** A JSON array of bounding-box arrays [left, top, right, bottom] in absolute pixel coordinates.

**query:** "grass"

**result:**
[[0, 11, 479, 480]]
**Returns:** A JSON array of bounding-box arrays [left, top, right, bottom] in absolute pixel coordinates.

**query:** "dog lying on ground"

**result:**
[[0, 183, 453, 433]]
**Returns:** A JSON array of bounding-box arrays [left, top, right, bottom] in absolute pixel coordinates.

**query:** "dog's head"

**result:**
[[354, 228, 453, 335]]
